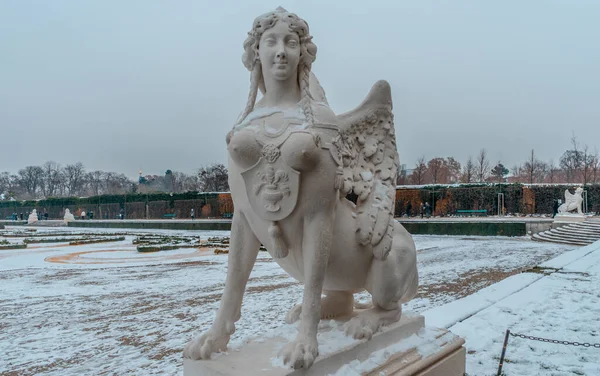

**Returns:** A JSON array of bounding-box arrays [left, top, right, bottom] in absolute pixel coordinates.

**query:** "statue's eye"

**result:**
[[264, 38, 276, 46], [287, 40, 299, 47]]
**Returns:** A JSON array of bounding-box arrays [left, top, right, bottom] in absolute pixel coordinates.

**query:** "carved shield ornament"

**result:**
[[242, 154, 300, 222]]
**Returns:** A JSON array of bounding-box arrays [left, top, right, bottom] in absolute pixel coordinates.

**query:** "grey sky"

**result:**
[[1, 0, 599, 179]]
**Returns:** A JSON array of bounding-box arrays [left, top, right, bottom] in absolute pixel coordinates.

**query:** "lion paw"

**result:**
[[344, 307, 401, 340], [183, 323, 234, 360], [344, 315, 376, 340], [278, 336, 319, 369]]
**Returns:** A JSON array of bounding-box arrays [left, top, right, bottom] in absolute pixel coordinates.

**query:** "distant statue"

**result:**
[[558, 187, 584, 215], [184, 7, 419, 370], [27, 209, 38, 224], [63, 208, 75, 224]]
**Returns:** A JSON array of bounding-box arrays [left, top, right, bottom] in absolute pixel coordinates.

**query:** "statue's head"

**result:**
[[236, 7, 317, 125], [243, 7, 316, 86]]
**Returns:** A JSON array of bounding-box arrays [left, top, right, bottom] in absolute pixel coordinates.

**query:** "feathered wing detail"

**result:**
[[332, 80, 399, 260], [564, 189, 575, 205]]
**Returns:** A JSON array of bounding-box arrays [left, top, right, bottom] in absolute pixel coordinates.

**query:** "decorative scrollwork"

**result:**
[[261, 143, 281, 163]]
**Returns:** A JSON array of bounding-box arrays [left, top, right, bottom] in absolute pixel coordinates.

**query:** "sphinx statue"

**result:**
[[184, 7, 419, 370], [558, 186, 584, 215], [27, 209, 38, 224], [63, 208, 75, 224]]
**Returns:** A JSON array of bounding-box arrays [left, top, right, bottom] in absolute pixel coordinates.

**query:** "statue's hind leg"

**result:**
[[344, 225, 418, 340], [285, 290, 354, 324]]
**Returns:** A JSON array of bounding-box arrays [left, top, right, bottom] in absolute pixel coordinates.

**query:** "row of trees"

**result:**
[[402, 137, 600, 186], [3, 135, 597, 200], [137, 164, 229, 194], [0, 162, 230, 200]]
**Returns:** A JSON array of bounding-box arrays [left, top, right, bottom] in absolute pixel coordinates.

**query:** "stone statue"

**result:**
[[63, 208, 75, 224], [184, 7, 418, 370], [558, 187, 584, 215], [27, 209, 38, 224]]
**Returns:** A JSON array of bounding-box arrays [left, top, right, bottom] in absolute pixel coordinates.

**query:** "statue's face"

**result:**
[[259, 21, 300, 82]]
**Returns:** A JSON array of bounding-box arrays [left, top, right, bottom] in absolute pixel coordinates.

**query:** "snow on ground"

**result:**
[[0, 227, 575, 375], [435, 240, 600, 376]]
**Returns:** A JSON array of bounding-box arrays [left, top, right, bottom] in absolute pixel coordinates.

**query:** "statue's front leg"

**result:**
[[279, 211, 333, 369], [183, 211, 260, 360]]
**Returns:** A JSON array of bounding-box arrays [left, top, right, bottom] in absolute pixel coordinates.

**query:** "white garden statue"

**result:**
[[27, 209, 38, 224], [558, 187, 584, 215], [63, 208, 75, 224], [183, 7, 419, 370]]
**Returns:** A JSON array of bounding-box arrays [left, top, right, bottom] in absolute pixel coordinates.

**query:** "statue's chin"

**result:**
[[271, 68, 295, 81], [273, 74, 291, 81]]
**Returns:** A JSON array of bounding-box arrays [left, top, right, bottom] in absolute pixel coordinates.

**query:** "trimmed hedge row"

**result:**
[[395, 183, 600, 216], [0, 192, 233, 220], [1, 184, 598, 219]]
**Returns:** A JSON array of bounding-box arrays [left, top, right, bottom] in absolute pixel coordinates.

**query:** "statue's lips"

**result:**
[[274, 63, 288, 68]]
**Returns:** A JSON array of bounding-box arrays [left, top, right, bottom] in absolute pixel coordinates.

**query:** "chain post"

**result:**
[[497, 329, 510, 376]]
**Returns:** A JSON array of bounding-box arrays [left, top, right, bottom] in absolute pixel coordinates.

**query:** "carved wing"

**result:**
[[332, 80, 399, 260], [564, 189, 575, 204]]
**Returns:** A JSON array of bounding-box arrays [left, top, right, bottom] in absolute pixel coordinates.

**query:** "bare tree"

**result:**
[[461, 156, 476, 183], [427, 157, 446, 184], [0, 172, 11, 197], [171, 171, 201, 193], [524, 150, 536, 184], [581, 145, 598, 185], [41, 161, 62, 198], [0, 172, 20, 199], [198, 163, 229, 192], [104, 172, 132, 194], [396, 164, 409, 185], [86, 170, 105, 196], [445, 157, 462, 183], [546, 160, 559, 183], [410, 156, 427, 185], [591, 151, 600, 184], [18, 166, 45, 199], [64, 162, 86, 196], [560, 135, 584, 182], [521, 150, 547, 184], [475, 149, 490, 182]]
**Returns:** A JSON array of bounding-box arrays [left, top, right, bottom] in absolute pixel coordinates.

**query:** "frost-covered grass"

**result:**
[[0, 227, 575, 375]]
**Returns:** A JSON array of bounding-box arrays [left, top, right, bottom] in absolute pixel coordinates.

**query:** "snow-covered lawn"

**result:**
[[439, 241, 600, 376], [0, 227, 575, 375]]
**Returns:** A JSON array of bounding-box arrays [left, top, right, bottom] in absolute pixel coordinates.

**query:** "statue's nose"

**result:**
[[276, 51, 286, 59]]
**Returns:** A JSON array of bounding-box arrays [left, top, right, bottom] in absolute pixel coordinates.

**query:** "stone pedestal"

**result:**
[[184, 314, 465, 376], [554, 214, 586, 223]]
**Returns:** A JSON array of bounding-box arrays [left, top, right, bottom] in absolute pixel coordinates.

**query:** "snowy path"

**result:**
[[431, 240, 600, 376], [0, 228, 574, 375]]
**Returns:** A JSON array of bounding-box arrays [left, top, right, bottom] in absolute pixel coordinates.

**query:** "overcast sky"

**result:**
[[1, 0, 599, 178]]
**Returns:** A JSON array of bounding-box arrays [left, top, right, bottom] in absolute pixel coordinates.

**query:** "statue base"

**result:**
[[184, 314, 465, 376], [554, 214, 586, 223]]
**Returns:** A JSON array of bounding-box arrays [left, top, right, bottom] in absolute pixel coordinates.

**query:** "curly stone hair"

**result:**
[[235, 7, 317, 126]]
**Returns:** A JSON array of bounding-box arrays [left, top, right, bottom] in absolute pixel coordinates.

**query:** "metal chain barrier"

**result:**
[[497, 329, 600, 375], [509, 331, 600, 348]]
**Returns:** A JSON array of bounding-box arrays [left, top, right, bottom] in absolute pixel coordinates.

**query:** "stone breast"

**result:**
[[228, 128, 321, 172], [227, 128, 262, 170]]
